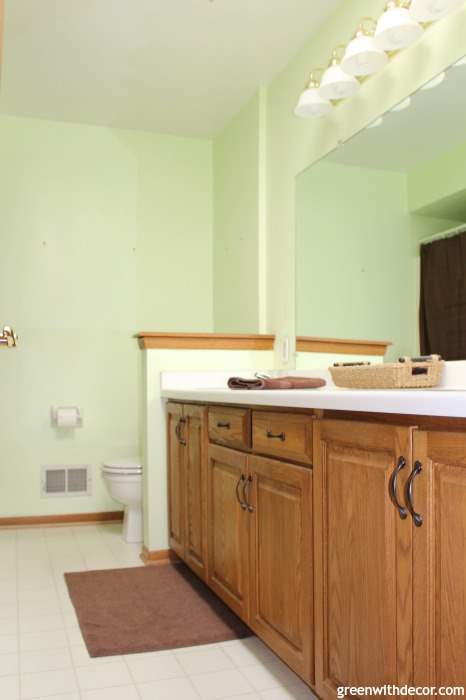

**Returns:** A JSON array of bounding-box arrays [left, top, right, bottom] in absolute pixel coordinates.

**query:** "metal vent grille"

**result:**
[[45, 469, 66, 494], [68, 468, 88, 493], [41, 466, 91, 497]]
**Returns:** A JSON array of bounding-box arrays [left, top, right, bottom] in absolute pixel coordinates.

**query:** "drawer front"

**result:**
[[252, 411, 313, 465], [208, 407, 251, 450]]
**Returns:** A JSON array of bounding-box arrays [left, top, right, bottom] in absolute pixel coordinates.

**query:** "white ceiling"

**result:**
[[0, 0, 342, 137]]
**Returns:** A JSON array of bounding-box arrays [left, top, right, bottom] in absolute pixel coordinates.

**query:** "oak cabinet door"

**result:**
[[184, 405, 208, 581], [314, 420, 413, 699], [248, 454, 313, 684], [207, 444, 250, 621], [167, 402, 185, 559], [412, 431, 466, 691]]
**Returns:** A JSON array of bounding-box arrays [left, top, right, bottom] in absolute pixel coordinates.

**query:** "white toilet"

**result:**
[[102, 460, 143, 543]]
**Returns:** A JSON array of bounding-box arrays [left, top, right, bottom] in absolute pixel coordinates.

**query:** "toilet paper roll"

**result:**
[[56, 406, 80, 428]]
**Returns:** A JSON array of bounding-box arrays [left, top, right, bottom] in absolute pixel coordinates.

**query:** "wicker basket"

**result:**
[[330, 355, 444, 390]]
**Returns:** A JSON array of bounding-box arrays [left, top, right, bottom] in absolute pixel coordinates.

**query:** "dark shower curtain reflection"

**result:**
[[420, 229, 466, 361]]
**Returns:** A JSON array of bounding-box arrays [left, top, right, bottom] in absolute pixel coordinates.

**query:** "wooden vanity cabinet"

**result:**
[[248, 454, 313, 683], [184, 405, 209, 580], [167, 402, 208, 580], [168, 400, 466, 694], [252, 411, 313, 465], [207, 444, 250, 620], [314, 420, 466, 697], [206, 443, 314, 683], [313, 420, 414, 698], [167, 402, 185, 560], [208, 406, 251, 450], [412, 430, 466, 690]]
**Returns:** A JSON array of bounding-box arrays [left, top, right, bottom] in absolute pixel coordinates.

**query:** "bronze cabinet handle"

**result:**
[[176, 417, 187, 446], [389, 456, 408, 520], [236, 474, 247, 510], [405, 461, 423, 527], [266, 431, 285, 442], [242, 475, 254, 513], [217, 422, 231, 429]]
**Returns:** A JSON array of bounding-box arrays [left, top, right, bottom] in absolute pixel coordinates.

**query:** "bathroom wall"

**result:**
[[296, 152, 466, 363], [212, 1, 466, 366], [295, 162, 417, 361], [0, 115, 213, 517], [212, 94, 261, 333], [408, 138, 466, 221]]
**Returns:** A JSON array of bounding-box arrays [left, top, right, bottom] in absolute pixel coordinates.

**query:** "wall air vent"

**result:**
[[41, 465, 91, 497]]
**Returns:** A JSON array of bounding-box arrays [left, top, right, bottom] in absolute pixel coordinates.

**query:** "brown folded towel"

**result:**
[[227, 376, 326, 390]]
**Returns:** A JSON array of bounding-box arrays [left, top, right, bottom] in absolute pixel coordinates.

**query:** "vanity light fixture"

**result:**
[[374, 1, 423, 51], [341, 19, 388, 77], [420, 70, 446, 89], [410, 0, 464, 22], [295, 71, 333, 118], [294, 0, 463, 119], [319, 46, 360, 100], [391, 96, 412, 111]]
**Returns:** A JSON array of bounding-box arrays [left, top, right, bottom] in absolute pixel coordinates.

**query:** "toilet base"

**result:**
[[122, 505, 143, 544]]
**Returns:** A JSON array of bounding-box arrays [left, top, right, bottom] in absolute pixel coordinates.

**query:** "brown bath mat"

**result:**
[[65, 562, 252, 657]]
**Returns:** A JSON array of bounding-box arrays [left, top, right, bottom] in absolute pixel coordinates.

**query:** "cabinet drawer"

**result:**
[[252, 411, 313, 465], [208, 407, 251, 450]]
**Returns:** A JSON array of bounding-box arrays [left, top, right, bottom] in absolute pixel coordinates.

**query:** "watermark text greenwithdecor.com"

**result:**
[[337, 686, 465, 698]]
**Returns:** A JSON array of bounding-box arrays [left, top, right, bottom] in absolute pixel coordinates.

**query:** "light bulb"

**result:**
[[342, 24, 388, 77], [375, 2, 423, 51]]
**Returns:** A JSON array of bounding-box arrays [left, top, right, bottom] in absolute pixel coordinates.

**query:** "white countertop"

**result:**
[[160, 363, 466, 418]]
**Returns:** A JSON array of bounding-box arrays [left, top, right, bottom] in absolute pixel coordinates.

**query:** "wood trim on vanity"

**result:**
[[0, 511, 124, 528], [140, 546, 180, 565], [137, 332, 275, 351], [296, 336, 391, 356], [137, 332, 391, 356]]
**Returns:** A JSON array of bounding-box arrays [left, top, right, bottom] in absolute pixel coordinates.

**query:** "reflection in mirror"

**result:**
[[296, 58, 466, 361]]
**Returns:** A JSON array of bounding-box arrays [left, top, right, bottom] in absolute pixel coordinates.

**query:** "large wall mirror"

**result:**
[[296, 56, 466, 362]]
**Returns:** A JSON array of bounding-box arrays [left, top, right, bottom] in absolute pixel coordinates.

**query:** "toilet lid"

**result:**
[[103, 460, 142, 472]]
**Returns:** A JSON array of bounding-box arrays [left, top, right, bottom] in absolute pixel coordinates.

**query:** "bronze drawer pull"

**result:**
[[389, 456, 408, 520], [217, 422, 231, 429], [266, 431, 286, 442], [175, 417, 186, 446], [242, 475, 255, 513], [405, 461, 423, 527], [236, 474, 247, 510]]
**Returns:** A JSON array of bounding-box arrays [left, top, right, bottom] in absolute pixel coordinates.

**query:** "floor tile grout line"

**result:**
[[43, 526, 81, 700], [121, 654, 144, 700], [15, 528, 21, 700], [9, 525, 312, 700], [172, 667, 203, 700]]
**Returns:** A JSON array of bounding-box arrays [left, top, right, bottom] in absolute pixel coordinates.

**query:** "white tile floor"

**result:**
[[0, 523, 317, 700]]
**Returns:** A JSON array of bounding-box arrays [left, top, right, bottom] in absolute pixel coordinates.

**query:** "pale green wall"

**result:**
[[213, 94, 260, 332], [267, 3, 466, 366], [296, 162, 418, 360], [408, 139, 466, 221], [0, 115, 212, 517], [212, 1, 466, 366]]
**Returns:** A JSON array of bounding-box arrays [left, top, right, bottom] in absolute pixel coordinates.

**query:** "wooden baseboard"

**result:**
[[140, 546, 179, 565], [0, 511, 124, 529]]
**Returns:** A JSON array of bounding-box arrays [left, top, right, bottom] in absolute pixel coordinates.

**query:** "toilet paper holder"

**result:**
[[51, 406, 83, 428]]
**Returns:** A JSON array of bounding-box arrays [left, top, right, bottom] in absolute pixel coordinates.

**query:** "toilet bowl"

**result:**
[[102, 460, 143, 543]]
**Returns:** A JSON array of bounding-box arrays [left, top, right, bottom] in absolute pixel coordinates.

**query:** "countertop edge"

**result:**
[[160, 387, 466, 419]]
